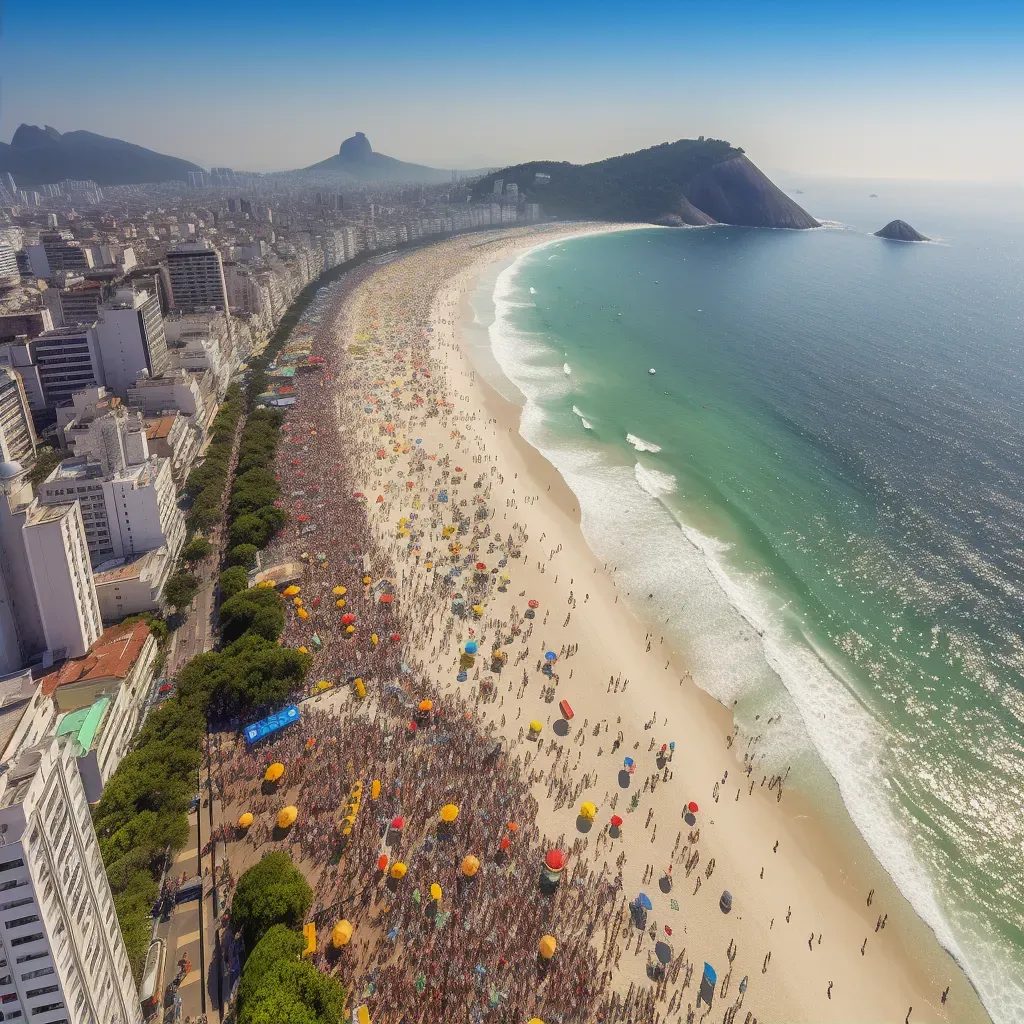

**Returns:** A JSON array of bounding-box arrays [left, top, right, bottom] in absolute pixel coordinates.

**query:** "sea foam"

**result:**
[[627, 433, 662, 452]]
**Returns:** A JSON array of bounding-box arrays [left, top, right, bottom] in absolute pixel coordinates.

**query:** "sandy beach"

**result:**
[[210, 223, 991, 1024]]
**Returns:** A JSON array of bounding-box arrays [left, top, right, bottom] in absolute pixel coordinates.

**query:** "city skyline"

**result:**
[[2, 0, 1024, 181]]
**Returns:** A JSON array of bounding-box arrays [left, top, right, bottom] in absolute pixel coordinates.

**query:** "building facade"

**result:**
[[94, 288, 169, 397], [166, 241, 229, 314]]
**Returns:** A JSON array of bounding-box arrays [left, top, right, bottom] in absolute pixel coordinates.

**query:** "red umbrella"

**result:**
[[688, 801, 699, 814], [455, 466, 463, 472], [528, 599, 539, 609], [475, 562, 487, 571], [545, 849, 565, 872], [407, 720, 418, 732], [390, 633, 401, 642], [341, 613, 356, 624], [610, 815, 623, 827], [380, 593, 394, 604], [377, 854, 389, 871], [499, 836, 511, 850], [390, 816, 404, 830]]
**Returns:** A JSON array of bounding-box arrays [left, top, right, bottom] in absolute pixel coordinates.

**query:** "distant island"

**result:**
[[875, 219, 929, 242], [470, 139, 819, 229], [0, 123, 203, 187]]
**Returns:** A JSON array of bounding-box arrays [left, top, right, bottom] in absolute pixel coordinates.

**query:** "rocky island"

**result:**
[[875, 219, 929, 242]]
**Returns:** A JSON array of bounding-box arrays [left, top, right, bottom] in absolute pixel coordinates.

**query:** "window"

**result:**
[[0, 861, 24, 874], [0, 899, 33, 913], [15, 953, 47, 966], [20, 968, 53, 982], [9, 934, 43, 947], [24, 986, 57, 999], [29, 1002, 63, 1015], [4, 916, 39, 930]]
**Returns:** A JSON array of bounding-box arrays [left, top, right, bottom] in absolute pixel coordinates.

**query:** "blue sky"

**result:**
[[2, 1, 1023, 179]]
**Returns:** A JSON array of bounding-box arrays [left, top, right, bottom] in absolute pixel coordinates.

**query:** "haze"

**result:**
[[3, 0, 1023, 181]]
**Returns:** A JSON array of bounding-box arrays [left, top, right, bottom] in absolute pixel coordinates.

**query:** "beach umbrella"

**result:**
[[464, 641, 478, 655], [380, 593, 394, 605], [499, 836, 511, 850], [277, 806, 298, 829], [390, 862, 407, 880], [430, 883, 443, 901], [332, 585, 347, 596], [345, 624, 355, 635], [637, 893, 653, 911], [419, 699, 434, 712], [527, 1020, 546, 1024], [297, 607, 309, 620], [688, 801, 699, 814], [377, 854, 388, 871], [371, 633, 379, 645], [237, 812, 254, 829], [538, 935, 557, 960], [623, 757, 635, 769], [544, 651, 557, 662], [341, 613, 356, 624], [354, 679, 366, 698], [390, 816, 405, 831], [265, 762, 285, 783], [363, 576, 372, 584], [371, 779, 381, 799], [335, 599, 346, 608], [292, 596, 303, 606], [440, 803, 459, 823], [283, 585, 301, 597], [475, 561, 486, 571], [508, 822, 518, 832], [460, 855, 480, 878], [528, 599, 539, 609], [472, 604, 484, 616], [720, 890, 733, 913], [332, 920, 353, 948], [545, 849, 565, 872], [610, 814, 623, 828], [580, 801, 597, 821], [529, 720, 543, 734]]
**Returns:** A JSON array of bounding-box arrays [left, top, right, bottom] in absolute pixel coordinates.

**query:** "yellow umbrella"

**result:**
[[527, 1019, 546, 1024], [297, 607, 309, 620], [298, 646, 309, 654], [472, 604, 484, 616], [362, 576, 372, 585], [277, 806, 298, 829], [390, 861, 407, 880], [371, 779, 381, 799], [331, 920, 353, 947], [461, 855, 480, 878], [371, 633, 379, 645], [419, 699, 434, 712], [336, 598, 347, 608], [265, 762, 285, 782], [293, 596, 303, 607], [440, 803, 459, 823], [538, 935, 557, 960], [237, 812, 254, 829], [580, 801, 597, 821], [429, 883, 442, 901], [529, 720, 543, 734], [345, 624, 355, 634], [332, 586, 347, 596], [283, 585, 301, 597], [354, 679, 367, 698]]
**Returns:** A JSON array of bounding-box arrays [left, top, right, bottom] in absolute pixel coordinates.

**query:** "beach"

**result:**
[[210, 223, 991, 1024]]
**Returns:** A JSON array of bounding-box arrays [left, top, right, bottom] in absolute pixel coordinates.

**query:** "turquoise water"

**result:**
[[472, 182, 1024, 1023]]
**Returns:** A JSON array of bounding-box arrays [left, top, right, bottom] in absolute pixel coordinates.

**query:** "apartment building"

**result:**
[[0, 370, 37, 464]]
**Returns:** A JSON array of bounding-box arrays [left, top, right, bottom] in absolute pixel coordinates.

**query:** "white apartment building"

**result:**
[[166, 240, 229, 314], [0, 370, 37, 465], [0, 738, 141, 1024], [92, 547, 171, 621], [25, 327, 106, 410], [0, 245, 19, 290], [126, 370, 206, 423], [94, 288, 169, 397]]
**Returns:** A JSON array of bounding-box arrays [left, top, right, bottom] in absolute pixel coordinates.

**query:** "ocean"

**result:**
[[466, 180, 1024, 1024]]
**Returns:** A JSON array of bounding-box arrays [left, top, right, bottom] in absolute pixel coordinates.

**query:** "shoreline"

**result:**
[[431, 226, 989, 1021]]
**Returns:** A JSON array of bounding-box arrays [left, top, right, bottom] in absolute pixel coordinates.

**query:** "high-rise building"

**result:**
[[0, 737, 142, 1024], [0, 244, 19, 289], [166, 240, 229, 314], [0, 369, 37, 464], [48, 279, 106, 327], [28, 326, 106, 409], [493, 178, 504, 195], [94, 288, 169, 396], [25, 233, 94, 279], [187, 170, 206, 188]]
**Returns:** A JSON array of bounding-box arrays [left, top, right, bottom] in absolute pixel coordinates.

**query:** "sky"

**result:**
[[2, 1, 1023, 181]]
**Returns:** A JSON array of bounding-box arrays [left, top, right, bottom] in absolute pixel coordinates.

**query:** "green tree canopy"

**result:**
[[232, 852, 312, 952], [219, 566, 251, 600], [181, 536, 213, 562], [227, 543, 260, 569], [220, 588, 286, 644], [164, 571, 200, 611]]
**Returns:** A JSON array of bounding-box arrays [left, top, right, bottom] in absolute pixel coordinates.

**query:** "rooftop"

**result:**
[[55, 697, 110, 753], [145, 415, 176, 440], [26, 501, 76, 526], [93, 547, 167, 585], [40, 619, 151, 697]]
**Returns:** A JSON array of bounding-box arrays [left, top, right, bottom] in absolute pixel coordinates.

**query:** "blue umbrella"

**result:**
[[703, 962, 717, 985], [544, 651, 557, 661], [623, 756, 634, 768], [465, 641, 478, 655], [637, 893, 653, 911]]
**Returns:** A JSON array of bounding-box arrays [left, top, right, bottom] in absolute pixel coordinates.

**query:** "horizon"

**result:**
[[2, 0, 1023, 182]]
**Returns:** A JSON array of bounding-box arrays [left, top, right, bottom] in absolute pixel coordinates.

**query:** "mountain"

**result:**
[[471, 139, 819, 229], [875, 219, 929, 242], [0, 125, 204, 188], [298, 132, 491, 183]]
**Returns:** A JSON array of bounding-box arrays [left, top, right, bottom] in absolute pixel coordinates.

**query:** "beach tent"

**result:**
[[332, 920, 353, 947], [698, 963, 717, 1009]]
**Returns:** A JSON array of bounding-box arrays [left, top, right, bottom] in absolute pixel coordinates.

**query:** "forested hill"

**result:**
[[472, 139, 818, 229]]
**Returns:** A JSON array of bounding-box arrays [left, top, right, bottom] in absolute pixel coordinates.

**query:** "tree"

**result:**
[[220, 589, 285, 645], [27, 447, 63, 487], [219, 566, 250, 600], [181, 536, 213, 562], [232, 852, 312, 952], [237, 925, 345, 1024], [230, 513, 272, 550], [227, 544, 259, 569], [163, 571, 200, 611]]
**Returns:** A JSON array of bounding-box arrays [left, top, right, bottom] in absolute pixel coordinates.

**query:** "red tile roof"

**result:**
[[41, 620, 151, 696]]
